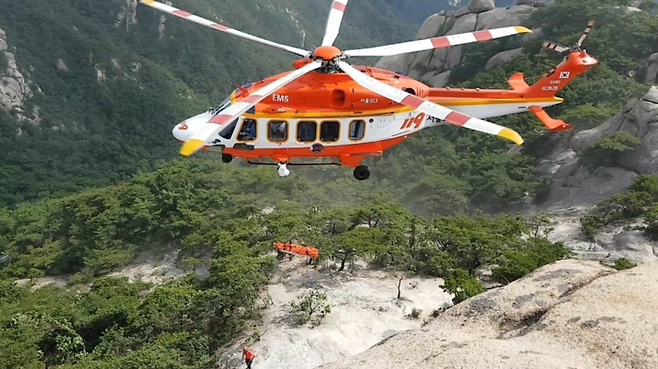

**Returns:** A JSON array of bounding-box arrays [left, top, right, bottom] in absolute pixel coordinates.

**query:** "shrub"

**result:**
[[289, 289, 332, 326], [580, 132, 641, 170]]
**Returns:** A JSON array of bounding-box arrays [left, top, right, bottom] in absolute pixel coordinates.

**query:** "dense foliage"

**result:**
[[2, 0, 658, 367], [0, 0, 425, 206], [0, 158, 572, 368]]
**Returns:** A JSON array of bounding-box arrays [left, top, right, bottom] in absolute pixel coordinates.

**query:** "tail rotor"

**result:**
[[540, 19, 595, 77]]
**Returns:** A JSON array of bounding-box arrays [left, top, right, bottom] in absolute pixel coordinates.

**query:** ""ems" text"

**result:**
[[273, 94, 290, 102]]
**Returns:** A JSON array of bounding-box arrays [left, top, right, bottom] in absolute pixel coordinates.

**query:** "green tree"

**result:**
[[440, 269, 485, 305]]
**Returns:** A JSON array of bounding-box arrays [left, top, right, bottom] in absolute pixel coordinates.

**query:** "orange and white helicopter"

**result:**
[[140, 0, 598, 180]]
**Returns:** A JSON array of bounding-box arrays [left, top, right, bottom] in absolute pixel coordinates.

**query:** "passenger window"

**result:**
[[238, 119, 257, 141], [268, 120, 288, 141], [320, 121, 340, 142], [349, 120, 365, 140], [297, 121, 317, 142]]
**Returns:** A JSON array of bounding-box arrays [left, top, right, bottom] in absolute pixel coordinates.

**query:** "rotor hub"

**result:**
[[312, 45, 343, 61]]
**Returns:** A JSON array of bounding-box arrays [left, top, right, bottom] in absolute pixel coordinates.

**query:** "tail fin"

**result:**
[[507, 52, 598, 131], [512, 19, 598, 98], [507, 20, 599, 132]]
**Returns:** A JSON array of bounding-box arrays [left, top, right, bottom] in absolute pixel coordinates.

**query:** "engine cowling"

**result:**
[[292, 58, 313, 69]]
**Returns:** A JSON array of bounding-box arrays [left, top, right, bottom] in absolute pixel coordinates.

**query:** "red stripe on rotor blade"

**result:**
[[332, 1, 346, 12], [444, 111, 471, 126], [211, 23, 230, 31], [172, 10, 192, 17], [430, 37, 450, 48], [400, 95, 424, 109], [209, 114, 232, 124], [473, 30, 493, 41]]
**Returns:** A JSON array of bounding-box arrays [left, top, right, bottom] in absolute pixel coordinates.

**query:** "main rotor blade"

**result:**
[[336, 61, 523, 145], [343, 26, 531, 57], [180, 61, 323, 156], [321, 0, 349, 46], [542, 41, 568, 53], [139, 0, 310, 57], [577, 19, 595, 46]]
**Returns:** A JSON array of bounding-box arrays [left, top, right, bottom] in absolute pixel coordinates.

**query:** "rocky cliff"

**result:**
[[0, 28, 33, 115], [536, 88, 658, 211], [317, 259, 658, 369], [376, 0, 543, 87], [527, 86, 658, 265]]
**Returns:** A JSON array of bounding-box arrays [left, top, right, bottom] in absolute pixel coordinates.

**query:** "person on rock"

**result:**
[[242, 346, 255, 369]]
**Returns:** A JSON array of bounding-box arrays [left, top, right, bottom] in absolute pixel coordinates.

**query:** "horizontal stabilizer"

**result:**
[[529, 106, 573, 132]]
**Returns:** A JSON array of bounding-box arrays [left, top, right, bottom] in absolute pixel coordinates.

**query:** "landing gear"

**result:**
[[221, 154, 233, 163], [277, 162, 290, 177], [353, 165, 370, 180]]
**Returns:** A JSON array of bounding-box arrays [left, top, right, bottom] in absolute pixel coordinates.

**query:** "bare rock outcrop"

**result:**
[[0, 27, 33, 112], [538, 86, 658, 211], [115, 0, 139, 32], [484, 47, 524, 70], [642, 52, 658, 84], [545, 213, 656, 264], [376, 1, 537, 86], [526, 87, 658, 264], [319, 259, 658, 369]]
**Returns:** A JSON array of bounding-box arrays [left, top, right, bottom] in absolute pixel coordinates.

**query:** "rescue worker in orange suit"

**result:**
[[242, 346, 255, 369]]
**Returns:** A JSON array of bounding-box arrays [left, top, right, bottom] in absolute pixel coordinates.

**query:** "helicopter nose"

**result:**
[[172, 111, 214, 142], [172, 121, 191, 142]]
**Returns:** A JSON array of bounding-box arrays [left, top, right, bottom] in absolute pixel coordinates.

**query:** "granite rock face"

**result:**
[[376, 2, 537, 86], [318, 259, 658, 369]]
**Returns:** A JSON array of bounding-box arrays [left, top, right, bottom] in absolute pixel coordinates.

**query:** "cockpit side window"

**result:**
[[238, 118, 257, 141], [218, 119, 238, 139]]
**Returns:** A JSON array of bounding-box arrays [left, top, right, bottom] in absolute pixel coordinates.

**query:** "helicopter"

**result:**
[[139, 0, 598, 180]]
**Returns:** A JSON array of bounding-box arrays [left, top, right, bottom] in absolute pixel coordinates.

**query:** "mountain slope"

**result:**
[[0, 0, 431, 206]]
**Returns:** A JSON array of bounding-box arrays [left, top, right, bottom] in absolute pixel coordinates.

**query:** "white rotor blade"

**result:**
[[180, 61, 323, 156], [542, 41, 568, 53], [322, 0, 349, 46], [139, 0, 309, 57], [577, 19, 595, 46], [344, 26, 531, 57], [336, 61, 523, 145]]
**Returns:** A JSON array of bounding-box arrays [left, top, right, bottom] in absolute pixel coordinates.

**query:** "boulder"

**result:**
[[395, 5, 537, 83], [427, 70, 451, 87], [485, 47, 523, 70], [375, 12, 450, 73], [319, 259, 658, 369], [468, 0, 495, 13]]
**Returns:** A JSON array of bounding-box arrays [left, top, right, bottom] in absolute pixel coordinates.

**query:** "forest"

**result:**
[[0, 157, 573, 369], [1, 0, 658, 368]]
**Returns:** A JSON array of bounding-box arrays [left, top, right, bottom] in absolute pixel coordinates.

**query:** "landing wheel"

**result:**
[[221, 154, 233, 163], [353, 165, 370, 180]]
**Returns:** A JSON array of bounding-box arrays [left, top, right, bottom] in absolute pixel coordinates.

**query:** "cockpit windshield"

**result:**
[[210, 94, 232, 115], [210, 89, 257, 141]]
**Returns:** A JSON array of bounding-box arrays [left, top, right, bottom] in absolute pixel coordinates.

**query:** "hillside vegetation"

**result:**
[[0, 157, 573, 368], [0, 0, 424, 206], [1, 0, 658, 368]]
